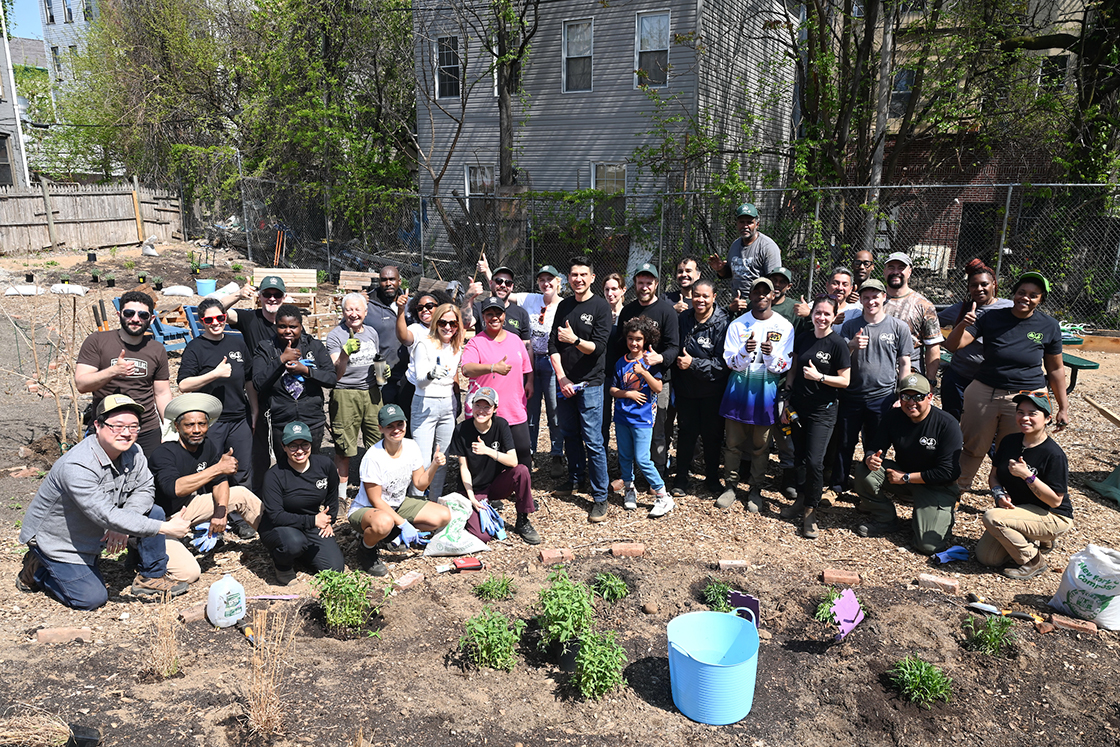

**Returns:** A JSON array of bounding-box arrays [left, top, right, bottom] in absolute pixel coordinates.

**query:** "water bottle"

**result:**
[[206, 574, 246, 628]]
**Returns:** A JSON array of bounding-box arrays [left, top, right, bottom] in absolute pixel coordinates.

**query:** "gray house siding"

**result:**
[[40, 0, 97, 88]]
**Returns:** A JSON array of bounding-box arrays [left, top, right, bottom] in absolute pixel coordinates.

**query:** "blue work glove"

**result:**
[[397, 521, 421, 547], [478, 504, 498, 536], [190, 522, 218, 553], [933, 545, 970, 564], [484, 504, 507, 541]]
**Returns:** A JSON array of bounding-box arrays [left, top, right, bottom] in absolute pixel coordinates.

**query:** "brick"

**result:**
[[821, 569, 860, 586], [394, 570, 425, 590], [47, 362, 58, 371], [611, 543, 645, 558], [12, 468, 37, 479], [1034, 621, 1055, 635], [538, 548, 574, 566], [26, 381, 38, 393], [37, 627, 93, 644], [1050, 613, 1098, 635], [719, 559, 749, 571], [917, 574, 960, 595], [178, 602, 207, 623]]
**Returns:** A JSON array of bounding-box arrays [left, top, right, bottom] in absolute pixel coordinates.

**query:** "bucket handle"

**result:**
[[669, 640, 696, 662], [731, 606, 757, 625]]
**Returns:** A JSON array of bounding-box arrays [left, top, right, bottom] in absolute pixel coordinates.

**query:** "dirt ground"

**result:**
[[0, 243, 1118, 746]]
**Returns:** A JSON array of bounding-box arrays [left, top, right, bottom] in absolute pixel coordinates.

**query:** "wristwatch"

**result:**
[[902, 472, 911, 484]]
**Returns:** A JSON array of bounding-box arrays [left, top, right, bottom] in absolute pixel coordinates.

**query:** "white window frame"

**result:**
[[591, 162, 627, 227], [562, 19, 593, 94], [435, 36, 461, 100], [634, 10, 670, 88], [50, 46, 62, 77], [465, 164, 496, 211], [62, 0, 73, 23], [44, 0, 55, 25]]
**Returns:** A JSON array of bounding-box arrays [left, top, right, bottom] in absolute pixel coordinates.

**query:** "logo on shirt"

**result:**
[[580, 313, 594, 326], [695, 333, 712, 349], [919, 436, 937, 449], [228, 351, 244, 363], [766, 331, 782, 343], [110, 356, 149, 378], [508, 319, 521, 329], [316, 478, 328, 490], [196, 462, 208, 473], [878, 333, 897, 343], [1027, 331, 1043, 344], [816, 351, 831, 364]]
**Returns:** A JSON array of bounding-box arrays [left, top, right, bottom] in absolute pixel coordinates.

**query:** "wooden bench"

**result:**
[[939, 349, 1098, 394], [339, 270, 376, 293]]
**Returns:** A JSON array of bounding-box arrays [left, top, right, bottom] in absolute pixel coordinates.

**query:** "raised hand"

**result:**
[[1009, 456, 1034, 480], [866, 449, 884, 471], [856, 328, 869, 351], [676, 349, 693, 370], [794, 295, 810, 318], [731, 290, 749, 313], [760, 335, 773, 355], [213, 355, 232, 378], [492, 355, 512, 375], [315, 507, 334, 538], [113, 349, 136, 377], [744, 330, 758, 353], [217, 448, 238, 475], [280, 338, 300, 365], [557, 320, 579, 345], [432, 443, 446, 467], [642, 345, 663, 367], [803, 358, 823, 382], [962, 300, 978, 327], [395, 291, 410, 311], [707, 253, 725, 272], [471, 436, 493, 458]]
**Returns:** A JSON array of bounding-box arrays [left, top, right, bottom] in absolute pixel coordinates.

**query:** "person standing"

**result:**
[[464, 256, 532, 346], [883, 252, 944, 381], [601, 272, 628, 444], [75, 291, 171, 455], [846, 250, 876, 305], [768, 267, 798, 325], [410, 304, 465, 500], [365, 265, 410, 406], [708, 202, 782, 316], [549, 258, 613, 522], [717, 277, 794, 512], [394, 290, 443, 433], [666, 256, 702, 313], [767, 267, 800, 497]]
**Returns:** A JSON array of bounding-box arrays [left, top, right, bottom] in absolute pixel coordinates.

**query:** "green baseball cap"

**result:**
[[735, 203, 759, 218], [768, 267, 793, 283], [259, 276, 286, 293], [282, 421, 312, 445], [859, 279, 887, 294], [378, 403, 407, 427], [536, 265, 560, 280], [898, 373, 932, 395], [1012, 392, 1052, 416], [633, 262, 658, 281], [1016, 271, 1051, 293]]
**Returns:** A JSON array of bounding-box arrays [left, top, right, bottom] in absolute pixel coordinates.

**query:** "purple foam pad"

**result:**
[[729, 590, 761, 626], [831, 588, 864, 641]]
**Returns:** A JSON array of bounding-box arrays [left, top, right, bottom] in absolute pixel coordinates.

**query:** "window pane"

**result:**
[[44, 0, 54, 24], [595, 163, 625, 193], [566, 22, 591, 57], [469, 166, 495, 194], [639, 14, 669, 51], [567, 57, 591, 92], [639, 50, 668, 85], [437, 37, 460, 99]]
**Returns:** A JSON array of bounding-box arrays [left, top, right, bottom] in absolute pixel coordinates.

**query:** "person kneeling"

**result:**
[[449, 387, 540, 545], [349, 404, 451, 576], [259, 422, 344, 585]]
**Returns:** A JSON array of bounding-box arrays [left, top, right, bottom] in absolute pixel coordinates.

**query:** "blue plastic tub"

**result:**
[[667, 609, 759, 725], [195, 278, 218, 296]]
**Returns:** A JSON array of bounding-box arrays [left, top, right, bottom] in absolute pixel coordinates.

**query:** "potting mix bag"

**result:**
[[424, 492, 489, 557], [1050, 544, 1120, 630]]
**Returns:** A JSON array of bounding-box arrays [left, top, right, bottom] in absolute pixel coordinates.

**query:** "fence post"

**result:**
[[808, 198, 820, 294], [131, 175, 145, 242], [658, 194, 665, 276], [995, 184, 1014, 287], [39, 177, 58, 251], [419, 195, 426, 277], [324, 183, 332, 276], [235, 149, 251, 262]]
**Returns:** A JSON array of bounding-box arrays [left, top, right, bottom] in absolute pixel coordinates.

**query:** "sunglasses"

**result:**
[[201, 314, 227, 325], [261, 292, 284, 300], [417, 302, 437, 311], [854, 260, 874, 266], [493, 278, 514, 287], [121, 309, 152, 321], [899, 392, 928, 402], [437, 319, 459, 329]]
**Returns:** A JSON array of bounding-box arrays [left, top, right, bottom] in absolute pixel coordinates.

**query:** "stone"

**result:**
[[611, 543, 645, 558], [642, 602, 658, 615], [394, 570, 424, 590], [1050, 613, 1098, 635], [821, 569, 860, 586], [539, 548, 574, 566], [719, 559, 749, 571], [917, 574, 960, 594], [37, 627, 93, 644], [757, 629, 773, 641], [1034, 621, 1055, 635], [11, 468, 37, 479]]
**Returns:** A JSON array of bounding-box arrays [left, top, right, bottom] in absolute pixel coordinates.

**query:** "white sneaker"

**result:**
[[648, 492, 675, 518], [623, 485, 638, 511]]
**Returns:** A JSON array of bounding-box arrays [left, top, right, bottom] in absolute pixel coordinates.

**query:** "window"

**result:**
[[436, 36, 461, 99], [563, 20, 592, 92], [0, 136, 13, 187], [1040, 55, 1068, 93], [592, 163, 626, 226], [635, 12, 669, 87], [44, 0, 55, 24], [898, 0, 925, 11], [889, 69, 914, 118], [51, 46, 62, 77], [83, 0, 93, 21], [63, 0, 73, 22], [467, 165, 495, 195]]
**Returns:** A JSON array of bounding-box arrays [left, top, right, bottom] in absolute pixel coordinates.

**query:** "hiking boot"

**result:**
[[550, 454, 566, 479], [856, 519, 900, 538], [745, 486, 764, 514], [514, 513, 542, 545], [715, 485, 738, 509], [1003, 551, 1048, 580], [132, 574, 190, 599], [553, 482, 576, 496], [588, 501, 609, 523], [273, 564, 297, 586], [229, 513, 257, 539], [671, 484, 687, 498], [1038, 538, 1058, 554], [357, 543, 388, 577], [16, 550, 40, 593], [780, 497, 805, 520], [623, 484, 638, 511], [578, 478, 590, 494], [802, 508, 819, 540], [649, 491, 675, 518], [780, 469, 799, 501]]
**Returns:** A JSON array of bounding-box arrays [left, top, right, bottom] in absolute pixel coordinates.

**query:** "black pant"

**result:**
[[259, 525, 345, 572], [510, 421, 532, 469], [396, 380, 416, 438], [674, 394, 724, 487], [832, 394, 893, 491], [251, 410, 272, 494], [651, 384, 670, 473], [794, 400, 838, 509], [208, 416, 254, 487], [271, 420, 324, 468]]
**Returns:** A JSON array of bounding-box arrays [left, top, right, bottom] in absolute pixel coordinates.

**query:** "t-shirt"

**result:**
[[520, 294, 560, 357], [771, 295, 798, 326], [884, 290, 944, 375], [365, 297, 407, 379], [148, 437, 226, 514], [461, 330, 533, 424], [969, 308, 1062, 391], [447, 416, 514, 492], [324, 323, 381, 390], [472, 298, 531, 341], [405, 322, 428, 385], [839, 315, 914, 401], [177, 334, 253, 421], [719, 311, 794, 425], [938, 298, 1014, 380], [229, 309, 277, 360], [726, 232, 782, 296], [615, 298, 681, 381], [993, 433, 1072, 519], [612, 356, 661, 427], [548, 294, 613, 386], [790, 330, 851, 411], [260, 454, 338, 532], [353, 438, 424, 511], [76, 329, 170, 434], [866, 407, 962, 486]]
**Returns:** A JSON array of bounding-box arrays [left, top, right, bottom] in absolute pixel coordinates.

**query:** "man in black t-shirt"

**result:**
[[463, 258, 533, 347], [852, 374, 962, 555]]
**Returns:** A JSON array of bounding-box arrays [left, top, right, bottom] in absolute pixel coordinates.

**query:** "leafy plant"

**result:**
[[459, 606, 525, 671], [90, 269, 101, 278], [592, 572, 629, 604], [815, 587, 844, 624], [473, 573, 516, 601], [574, 630, 628, 699], [109, 247, 118, 258], [44, 260, 59, 267], [234, 275, 246, 283], [231, 263, 244, 272], [537, 566, 595, 648], [124, 259, 136, 271], [310, 569, 376, 629], [59, 274, 69, 283], [963, 615, 1016, 657], [104, 273, 115, 282], [702, 577, 733, 612], [890, 655, 952, 709], [317, 269, 329, 284], [152, 276, 163, 284]]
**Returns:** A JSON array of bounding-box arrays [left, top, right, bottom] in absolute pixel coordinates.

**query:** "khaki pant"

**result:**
[[165, 486, 262, 583], [853, 459, 958, 555], [976, 504, 1074, 566], [724, 420, 771, 485], [958, 381, 1043, 491]]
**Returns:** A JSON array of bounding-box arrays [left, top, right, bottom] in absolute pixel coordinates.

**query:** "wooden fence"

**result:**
[[0, 179, 183, 254]]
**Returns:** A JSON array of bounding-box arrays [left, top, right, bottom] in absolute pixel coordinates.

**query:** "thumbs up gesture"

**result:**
[[113, 349, 136, 377], [558, 320, 579, 344], [213, 355, 233, 378], [962, 299, 978, 326], [492, 354, 512, 375], [432, 443, 446, 468], [471, 436, 493, 458], [794, 295, 810, 318], [1009, 456, 1035, 480], [218, 447, 238, 475], [856, 328, 869, 350], [744, 329, 758, 353], [866, 449, 884, 471], [731, 289, 749, 313]]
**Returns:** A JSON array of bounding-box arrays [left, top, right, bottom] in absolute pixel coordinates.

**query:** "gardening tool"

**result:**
[[667, 607, 759, 725], [965, 594, 1044, 622], [235, 617, 258, 647]]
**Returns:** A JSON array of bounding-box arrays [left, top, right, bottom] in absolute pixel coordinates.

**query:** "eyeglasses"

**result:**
[[854, 260, 874, 267], [121, 309, 151, 321], [492, 278, 514, 287], [261, 292, 284, 300], [201, 314, 227, 324], [899, 392, 928, 402], [101, 422, 141, 434], [285, 442, 311, 453], [437, 319, 459, 329], [417, 302, 437, 311]]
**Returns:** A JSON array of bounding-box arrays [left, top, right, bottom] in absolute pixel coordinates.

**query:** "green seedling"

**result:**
[[537, 566, 595, 649], [234, 275, 246, 283], [44, 260, 59, 267], [890, 655, 952, 709], [124, 259, 136, 271], [109, 247, 118, 258], [592, 572, 629, 603], [702, 577, 733, 612], [574, 630, 628, 699], [310, 569, 382, 630], [459, 606, 526, 671], [473, 573, 516, 601], [231, 263, 244, 272], [152, 276, 163, 284], [8, 501, 21, 510], [815, 586, 844, 624], [963, 615, 1016, 657]]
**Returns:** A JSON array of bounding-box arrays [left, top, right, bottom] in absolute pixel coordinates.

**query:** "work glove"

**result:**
[[394, 521, 430, 548], [431, 363, 451, 379], [343, 338, 362, 356], [933, 545, 970, 564], [478, 504, 499, 537], [190, 522, 219, 553], [484, 504, 507, 541]]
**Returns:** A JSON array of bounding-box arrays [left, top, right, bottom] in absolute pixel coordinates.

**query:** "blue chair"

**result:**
[[112, 297, 192, 352], [184, 305, 242, 339]]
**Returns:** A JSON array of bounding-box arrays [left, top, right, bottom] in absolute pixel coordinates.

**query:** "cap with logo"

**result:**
[[735, 203, 759, 218], [472, 386, 499, 407], [536, 265, 560, 280], [282, 421, 312, 444], [1016, 271, 1051, 293], [1012, 392, 1052, 416], [751, 276, 775, 293], [165, 393, 223, 424], [259, 276, 287, 293], [859, 279, 887, 294], [378, 403, 407, 427], [885, 252, 913, 267], [898, 373, 931, 395], [768, 266, 793, 283], [96, 393, 145, 418], [481, 296, 506, 313], [492, 266, 516, 282], [632, 262, 658, 281]]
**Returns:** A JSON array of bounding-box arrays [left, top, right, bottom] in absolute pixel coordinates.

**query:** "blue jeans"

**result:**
[[411, 394, 455, 499], [32, 504, 170, 611], [556, 383, 609, 503], [616, 421, 664, 491], [527, 358, 563, 457]]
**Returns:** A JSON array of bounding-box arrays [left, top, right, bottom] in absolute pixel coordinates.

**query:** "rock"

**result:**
[[179, 602, 207, 624], [1050, 613, 1098, 635], [758, 629, 773, 641], [394, 570, 424, 590], [917, 573, 960, 594], [719, 559, 749, 571], [37, 627, 93, 644], [539, 548, 574, 566], [642, 602, 658, 615]]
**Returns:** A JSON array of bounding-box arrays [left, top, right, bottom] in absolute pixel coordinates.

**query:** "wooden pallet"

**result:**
[[252, 268, 318, 292], [339, 270, 376, 293]]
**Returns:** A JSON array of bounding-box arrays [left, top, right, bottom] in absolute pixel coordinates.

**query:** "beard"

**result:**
[[377, 285, 399, 305], [886, 274, 905, 289], [121, 319, 151, 336]]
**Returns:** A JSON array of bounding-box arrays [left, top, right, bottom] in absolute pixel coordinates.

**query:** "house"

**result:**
[[39, 0, 97, 88]]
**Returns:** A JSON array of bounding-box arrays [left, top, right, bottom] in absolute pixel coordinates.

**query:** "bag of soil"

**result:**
[[423, 492, 489, 557], [1050, 544, 1120, 630]]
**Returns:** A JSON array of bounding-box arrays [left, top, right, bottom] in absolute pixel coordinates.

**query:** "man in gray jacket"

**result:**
[[17, 395, 191, 610]]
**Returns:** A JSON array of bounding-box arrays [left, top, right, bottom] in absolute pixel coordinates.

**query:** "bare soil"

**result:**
[[0, 243, 1118, 746]]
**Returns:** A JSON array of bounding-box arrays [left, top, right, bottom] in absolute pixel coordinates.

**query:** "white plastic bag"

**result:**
[[5, 285, 45, 296], [162, 285, 195, 297], [213, 281, 240, 298], [423, 492, 489, 557], [50, 284, 88, 296], [1050, 544, 1120, 629]]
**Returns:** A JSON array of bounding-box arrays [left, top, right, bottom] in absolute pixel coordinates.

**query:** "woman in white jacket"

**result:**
[[410, 303, 464, 500]]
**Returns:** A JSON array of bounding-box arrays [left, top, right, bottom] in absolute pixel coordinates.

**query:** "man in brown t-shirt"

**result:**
[[75, 291, 172, 455]]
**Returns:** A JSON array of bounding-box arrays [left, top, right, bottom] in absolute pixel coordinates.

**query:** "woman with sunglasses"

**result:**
[[395, 290, 443, 429], [601, 273, 628, 442], [178, 298, 258, 488], [946, 271, 1067, 493], [410, 303, 465, 500]]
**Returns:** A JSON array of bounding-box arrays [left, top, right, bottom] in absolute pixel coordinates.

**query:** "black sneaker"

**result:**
[[489, 499, 505, 513], [553, 482, 575, 496], [16, 550, 40, 593], [588, 501, 609, 523], [856, 519, 901, 538], [514, 514, 542, 545], [229, 513, 257, 539], [670, 484, 687, 498], [357, 543, 388, 577], [550, 454, 566, 479]]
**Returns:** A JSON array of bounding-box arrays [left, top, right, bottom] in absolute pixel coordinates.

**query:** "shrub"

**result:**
[[574, 630, 628, 699], [702, 577, 733, 612], [473, 574, 516, 601], [963, 615, 1016, 657], [592, 572, 629, 603], [815, 586, 844, 624], [890, 655, 952, 709], [311, 569, 374, 629], [460, 606, 526, 671], [537, 566, 595, 648]]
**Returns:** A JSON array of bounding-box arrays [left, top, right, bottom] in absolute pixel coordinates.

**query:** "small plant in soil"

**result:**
[[592, 572, 629, 603], [231, 263, 244, 272], [109, 246, 118, 258], [963, 615, 1016, 657], [473, 573, 516, 601], [90, 269, 100, 282], [537, 566, 595, 651], [104, 274, 116, 287], [137, 272, 147, 283], [814, 586, 846, 624], [459, 606, 526, 671], [59, 274, 69, 284], [124, 259, 136, 271], [44, 260, 59, 267], [317, 269, 329, 285], [702, 577, 733, 612], [890, 655, 952, 709], [152, 276, 163, 289], [234, 274, 246, 283], [311, 569, 375, 630], [574, 630, 628, 699]]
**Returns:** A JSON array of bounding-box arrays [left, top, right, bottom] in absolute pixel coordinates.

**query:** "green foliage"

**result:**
[[473, 574, 516, 602], [123, 260, 136, 271], [814, 587, 843, 624], [963, 615, 1016, 657], [592, 572, 629, 604], [231, 263, 244, 272], [44, 260, 59, 267], [459, 606, 526, 671], [109, 248, 118, 258], [310, 569, 377, 630], [152, 276, 163, 284], [702, 577, 733, 613], [317, 270, 329, 285], [890, 655, 952, 709], [574, 630, 628, 699], [537, 567, 595, 647], [103, 274, 115, 281]]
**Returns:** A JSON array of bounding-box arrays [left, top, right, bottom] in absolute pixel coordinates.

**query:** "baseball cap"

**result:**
[[898, 373, 931, 395], [735, 203, 759, 218], [1012, 392, 1052, 416], [165, 393, 223, 424], [768, 267, 793, 283], [751, 277, 775, 293], [472, 386, 499, 407], [96, 393, 145, 418], [536, 265, 560, 280], [632, 262, 658, 281], [378, 403, 407, 428], [1016, 271, 1051, 293], [481, 296, 506, 313], [259, 276, 286, 293], [885, 252, 913, 267], [282, 421, 312, 445], [492, 266, 516, 281], [859, 279, 887, 294]]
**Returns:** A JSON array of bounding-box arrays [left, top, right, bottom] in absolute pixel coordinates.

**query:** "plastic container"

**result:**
[[195, 278, 218, 296], [206, 574, 246, 628], [667, 608, 759, 725]]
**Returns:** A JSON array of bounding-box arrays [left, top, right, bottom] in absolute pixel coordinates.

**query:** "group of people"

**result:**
[[16, 203, 1078, 611]]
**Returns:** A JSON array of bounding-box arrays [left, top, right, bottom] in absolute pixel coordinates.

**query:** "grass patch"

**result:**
[[459, 606, 525, 671], [890, 655, 952, 709], [574, 630, 628, 699], [592, 572, 629, 603], [963, 615, 1016, 657], [701, 577, 733, 612], [473, 574, 516, 601]]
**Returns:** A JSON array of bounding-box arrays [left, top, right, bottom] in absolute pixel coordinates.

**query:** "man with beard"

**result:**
[[463, 256, 532, 348], [883, 252, 943, 382], [847, 250, 876, 304], [364, 265, 410, 405], [75, 291, 172, 455], [709, 203, 782, 316], [666, 256, 701, 313], [792, 267, 862, 330]]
